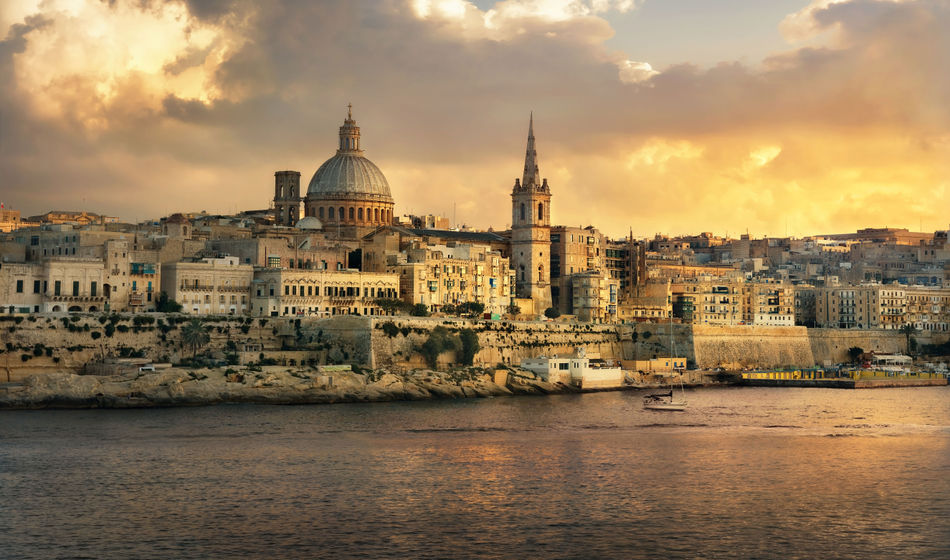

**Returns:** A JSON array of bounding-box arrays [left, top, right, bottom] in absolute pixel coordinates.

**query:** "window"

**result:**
[[16, 280, 23, 293], [318, 207, 325, 219], [91, 282, 97, 297], [358, 208, 363, 220], [538, 203, 543, 221], [339, 207, 344, 220], [72, 281, 79, 296], [349, 207, 355, 220], [33, 280, 40, 294], [520, 203, 525, 221], [328, 207, 334, 219]]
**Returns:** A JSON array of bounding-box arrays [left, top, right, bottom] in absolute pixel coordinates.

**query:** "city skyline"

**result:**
[[2, 0, 949, 238]]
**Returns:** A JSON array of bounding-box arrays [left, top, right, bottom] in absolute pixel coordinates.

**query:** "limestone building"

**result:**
[[385, 241, 513, 316], [510, 113, 552, 312], [250, 268, 398, 317], [160, 256, 253, 315], [303, 106, 394, 237]]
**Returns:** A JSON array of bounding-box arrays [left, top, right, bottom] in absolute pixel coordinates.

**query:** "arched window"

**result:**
[[319, 207, 325, 219], [375, 208, 380, 222], [520, 203, 526, 221], [339, 207, 345, 221], [538, 203, 543, 222], [538, 264, 544, 282], [519, 265, 525, 282], [349, 207, 355, 220], [328, 207, 334, 220], [358, 208, 363, 220]]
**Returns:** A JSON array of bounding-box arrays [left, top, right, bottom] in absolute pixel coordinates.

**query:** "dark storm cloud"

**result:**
[[1, 0, 948, 235]]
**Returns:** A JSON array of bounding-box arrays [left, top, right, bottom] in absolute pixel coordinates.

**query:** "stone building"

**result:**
[[549, 225, 605, 314], [904, 286, 950, 333], [386, 241, 513, 316], [250, 269, 399, 317], [510, 113, 552, 312], [570, 269, 619, 323], [160, 256, 253, 315], [303, 106, 394, 237], [740, 279, 795, 326], [814, 284, 905, 329]]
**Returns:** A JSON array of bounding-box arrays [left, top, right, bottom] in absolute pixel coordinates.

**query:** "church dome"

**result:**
[[302, 105, 395, 230], [307, 154, 392, 200], [294, 216, 323, 230]]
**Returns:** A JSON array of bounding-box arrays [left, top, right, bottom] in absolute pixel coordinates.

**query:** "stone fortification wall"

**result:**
[[691, 325, 815, 369], [370, 317, 624, 368], [0, 314, 373, 383], [807, 329, 904, 366], [620, 323, 919, 369]]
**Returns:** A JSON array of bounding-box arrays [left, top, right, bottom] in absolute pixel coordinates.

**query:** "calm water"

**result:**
[[2, 387, 949, 559]]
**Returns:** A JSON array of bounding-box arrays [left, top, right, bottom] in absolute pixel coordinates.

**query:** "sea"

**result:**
[[2, 386, 949, 559]]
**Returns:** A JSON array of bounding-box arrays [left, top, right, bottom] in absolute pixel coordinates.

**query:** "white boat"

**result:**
[[643, 317, 687, 411], [642, 386, 687, 411]]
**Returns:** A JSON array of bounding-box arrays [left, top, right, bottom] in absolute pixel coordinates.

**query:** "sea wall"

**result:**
[[0, 314, 372, 383], [369, 317, 624, 369]]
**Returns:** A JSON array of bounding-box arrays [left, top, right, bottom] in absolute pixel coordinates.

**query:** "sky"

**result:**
[[1, 0, 948, 239]]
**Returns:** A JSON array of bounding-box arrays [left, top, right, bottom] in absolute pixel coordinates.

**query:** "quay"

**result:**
[[739, 369, 948, 389]]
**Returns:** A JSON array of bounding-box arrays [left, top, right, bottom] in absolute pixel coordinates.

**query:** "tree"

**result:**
[[181, 319, 210, 359], [155, 291, 183, 313], [847, 346, 864, 363], [457, 302, 485, 318], [419, 326, 460, 368], [440, 304, 457, 316], [544, 307, 560, 319], [506, 303, 521, 316], [409, 303, 430, 317], [899, 324, 918, 356], [458, 328, 480, 366], [375, 298, 407, 315]]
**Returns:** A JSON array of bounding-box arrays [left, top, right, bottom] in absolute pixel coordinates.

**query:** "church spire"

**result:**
[[521, 112, 542, 190]]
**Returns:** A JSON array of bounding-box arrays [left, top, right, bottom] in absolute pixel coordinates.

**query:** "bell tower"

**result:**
[[274, 170, 301, 226], [510, 113, 552, 312]]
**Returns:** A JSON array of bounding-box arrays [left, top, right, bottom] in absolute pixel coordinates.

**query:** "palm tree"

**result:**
[[180, 318, 210, 360]]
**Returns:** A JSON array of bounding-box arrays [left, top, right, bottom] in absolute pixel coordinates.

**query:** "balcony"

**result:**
[[48, 295, 106, 303]]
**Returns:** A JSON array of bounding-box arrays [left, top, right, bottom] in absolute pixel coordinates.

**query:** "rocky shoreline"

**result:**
[[0, 366, 593, 410]]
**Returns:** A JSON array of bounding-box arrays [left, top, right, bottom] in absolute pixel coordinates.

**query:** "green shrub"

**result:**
[[91, 331, 102, 339], [458, 328, 480, 366], [104, 324, 115, 337], [419, 326, 461, 368], [381, 321, 400, 338]]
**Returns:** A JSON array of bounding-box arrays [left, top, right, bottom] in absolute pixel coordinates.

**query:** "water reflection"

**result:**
[[2, 387, 949, 559]]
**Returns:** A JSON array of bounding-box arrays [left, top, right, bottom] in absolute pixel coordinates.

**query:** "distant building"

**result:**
[[160, 256, 253, 315], [27, 210, 119, 226]]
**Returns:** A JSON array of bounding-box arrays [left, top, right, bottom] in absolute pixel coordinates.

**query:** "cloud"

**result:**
[[1, 0, 949, 237]]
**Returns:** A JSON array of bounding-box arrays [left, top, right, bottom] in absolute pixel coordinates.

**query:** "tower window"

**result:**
[[538, 203, 543, 221], [349, 207, 355, 220], [319, 207, 325, 219], [339, 207, 345, 221], [520, 203, 525, 221], [358, 208, 363, 220]]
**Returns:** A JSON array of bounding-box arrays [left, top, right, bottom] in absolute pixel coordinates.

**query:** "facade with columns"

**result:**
[[510, 114, 553, 312], [302, 106, 395, 237]]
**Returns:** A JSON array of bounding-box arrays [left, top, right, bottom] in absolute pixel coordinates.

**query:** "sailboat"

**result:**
[[642, 313, 687, 411], [642, 382, 687, 411]]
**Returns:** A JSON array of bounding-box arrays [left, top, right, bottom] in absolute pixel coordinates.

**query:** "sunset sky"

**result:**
[[1, 0, 948, 238]]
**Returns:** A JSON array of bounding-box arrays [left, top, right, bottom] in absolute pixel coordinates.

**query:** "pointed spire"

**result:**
[[522, 112, 541, 189]]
